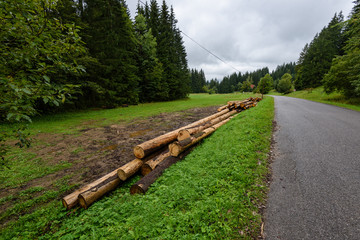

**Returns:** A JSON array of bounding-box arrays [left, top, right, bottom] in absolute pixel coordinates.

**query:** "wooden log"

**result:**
[[177, 110, 238, 141], [133, 108, 230, 159], [118, 148, 168, 180], [130, 150, 191, 195], [78, 170, 121, 209], [141, 150, 171, 176], [117, 159, 143, 181], [217, 105, 228, 112], [62, 169, 120, 210], [169, 117, 233, 157]]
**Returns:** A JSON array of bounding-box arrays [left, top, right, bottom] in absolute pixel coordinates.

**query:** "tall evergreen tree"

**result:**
[[82, 0, 139, 106], [295, 13, 345, 90], [134, 14, 168, 102], [323, 3, 360, 97]]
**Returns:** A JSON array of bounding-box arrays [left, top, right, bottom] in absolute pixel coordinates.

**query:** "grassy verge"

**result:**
[[268, 87, 360, 111], [0, 96, 274, 239]]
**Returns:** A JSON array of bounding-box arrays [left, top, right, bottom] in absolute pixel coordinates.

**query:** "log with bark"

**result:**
[[78, 170, 121, 209], [62, 169, 121, 210], [130, 150, 191, 195], [217, 105, 228, 112], [133, 108, 231, 159], [118, 148, 168, 180], [141, 150, 171, 176], [177, 110, 238, 141], [169, 116, 235, 157]]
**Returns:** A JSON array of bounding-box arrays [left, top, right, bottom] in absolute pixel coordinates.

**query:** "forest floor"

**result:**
[[0, 105, 219, 228]]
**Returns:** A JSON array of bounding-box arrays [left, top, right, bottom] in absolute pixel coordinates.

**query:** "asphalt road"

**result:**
[[264, 96, 360, 239]]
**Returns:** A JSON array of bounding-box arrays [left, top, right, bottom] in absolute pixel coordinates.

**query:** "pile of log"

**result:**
[[62, 97, 261, 209]]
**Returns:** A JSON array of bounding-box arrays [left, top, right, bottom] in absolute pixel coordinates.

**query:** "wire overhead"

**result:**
[[137, 0, 241, 73], [179, 30, 241, 73]]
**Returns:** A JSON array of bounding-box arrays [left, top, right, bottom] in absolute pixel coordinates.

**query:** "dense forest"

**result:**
[[0, 0, 189, 124]]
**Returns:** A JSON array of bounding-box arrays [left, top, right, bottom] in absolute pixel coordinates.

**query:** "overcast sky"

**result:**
[[127, 0, 354, 80]]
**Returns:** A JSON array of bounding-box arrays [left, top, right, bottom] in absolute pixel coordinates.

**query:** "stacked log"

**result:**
[[62, 97, 262, 209], [133, 108, 231, 159]]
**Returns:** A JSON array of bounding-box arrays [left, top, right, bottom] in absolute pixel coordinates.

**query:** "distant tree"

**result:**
[[241, 77, 253, 92], [277, 73, 293, 94], [258, 74, 273, 98]]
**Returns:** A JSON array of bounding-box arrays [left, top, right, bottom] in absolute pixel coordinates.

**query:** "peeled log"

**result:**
[[76, 169, 121, 209], [117, 159, 143, 181], [130, 150, 191, 195], [133, 108, 230, 159], [169, 117, 234, 157], [62, 169, 120, 209], [118, 148, 168, 180], [177, 110, 238, 141], [217, 105, 228, 112], [141, 150, 170, 176]]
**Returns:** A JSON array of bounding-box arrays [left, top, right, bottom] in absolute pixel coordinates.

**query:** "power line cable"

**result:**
[[137, 0, 241, 73], [179, 30, 241, 72]]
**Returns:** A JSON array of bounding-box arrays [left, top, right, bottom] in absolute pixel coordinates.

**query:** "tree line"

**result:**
[[190, 62, 296, 94], [0, 0, 189, 124], [296, 1, 360, 98]]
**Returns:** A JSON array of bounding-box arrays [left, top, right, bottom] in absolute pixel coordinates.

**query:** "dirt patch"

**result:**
[[0, 106, 219, 225]]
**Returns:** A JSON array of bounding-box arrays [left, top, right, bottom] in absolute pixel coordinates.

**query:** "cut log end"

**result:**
[[177, 129, 191, 141], [133, 146, 145, 159], [141, 165, 152, 176], [78, 195, 88, 209], [130, 184, 145, 195], [169, 142, 181, 157]]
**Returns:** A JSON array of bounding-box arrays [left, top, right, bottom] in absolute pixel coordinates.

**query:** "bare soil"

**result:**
[[0, 106, 219, 224]]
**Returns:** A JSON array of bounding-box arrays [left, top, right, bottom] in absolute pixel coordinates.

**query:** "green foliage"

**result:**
[[81, 0, 139, 107], [0, 0, 87, 165], [323, 8, 360, 98], [190, 69, 207, 93], [1, 97, 274, 239], [295, 13, 345, 90], [258, 74, 273, 96], [134, 14, 168, 102], [241, 77, 254, 92], [277, 73, 293, 94]]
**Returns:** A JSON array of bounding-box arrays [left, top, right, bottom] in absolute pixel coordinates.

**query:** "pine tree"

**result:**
[[134, 14, 168, 102], [82, 0, 139, 106], [323, 4, 360, 97], [295, 13, 345, 90]]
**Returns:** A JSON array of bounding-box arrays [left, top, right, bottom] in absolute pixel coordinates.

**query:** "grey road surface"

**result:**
[[264, 96, 360, 239]]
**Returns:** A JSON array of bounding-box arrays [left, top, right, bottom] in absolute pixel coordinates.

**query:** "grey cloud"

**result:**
[[127, 0, 353, 80]]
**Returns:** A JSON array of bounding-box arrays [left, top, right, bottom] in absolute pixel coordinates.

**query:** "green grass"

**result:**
[[268, 87, 360, 111], [0, 148, 72, 189], [18, 93, 258, 135], [0, 96, 274, 239]]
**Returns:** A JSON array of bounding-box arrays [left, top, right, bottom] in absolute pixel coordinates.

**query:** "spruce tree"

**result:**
[[82, 0, 139, 106]]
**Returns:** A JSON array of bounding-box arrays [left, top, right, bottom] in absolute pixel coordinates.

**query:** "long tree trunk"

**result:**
[[141, 150, 171, 176], [78, 170, 121, 209], [169, 117, 235, 157], [118, 148, 168, 180], [133, 108, 230, 159], [177, 110, 238, 141], [63, 169, 121, 209], [130, 150, 191, 195]]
